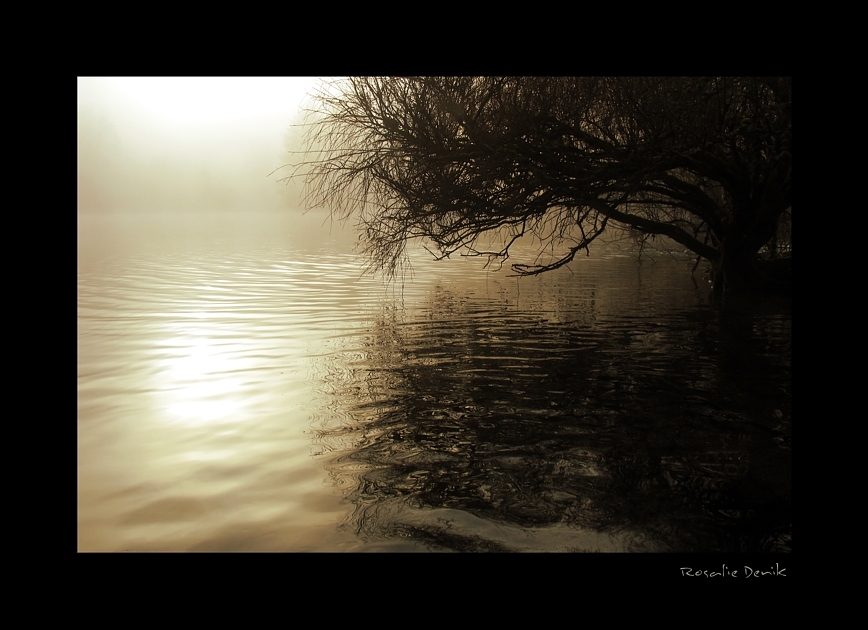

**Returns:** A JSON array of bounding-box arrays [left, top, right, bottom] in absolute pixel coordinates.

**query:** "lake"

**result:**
[[78, 212, 791, 552]]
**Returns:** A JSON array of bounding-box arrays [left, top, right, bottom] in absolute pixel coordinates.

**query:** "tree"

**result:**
[[288, 77, 791, 297]]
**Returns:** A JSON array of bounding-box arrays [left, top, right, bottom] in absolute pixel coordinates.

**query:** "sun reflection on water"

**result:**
[[154, 332, 253, 426]]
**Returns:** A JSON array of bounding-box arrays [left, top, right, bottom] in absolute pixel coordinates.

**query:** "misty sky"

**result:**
[[77, 77, 323, 215]]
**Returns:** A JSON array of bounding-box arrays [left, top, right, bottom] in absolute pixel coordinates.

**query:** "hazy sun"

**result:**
[[107, 77, 320, 125]]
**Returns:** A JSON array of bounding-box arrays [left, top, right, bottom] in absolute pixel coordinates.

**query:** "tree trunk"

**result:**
[[712, 234, 791, 298], [720, 234, 763, 296]]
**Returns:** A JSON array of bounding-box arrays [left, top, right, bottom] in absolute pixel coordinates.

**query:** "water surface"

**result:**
[[78, 213, 791, 551]]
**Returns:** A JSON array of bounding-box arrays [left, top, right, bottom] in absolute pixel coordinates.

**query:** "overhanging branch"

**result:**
[[587, 199, 719, 261]]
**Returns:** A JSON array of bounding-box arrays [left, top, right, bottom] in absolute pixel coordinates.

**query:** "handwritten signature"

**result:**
[[680, 564, 786, 577]]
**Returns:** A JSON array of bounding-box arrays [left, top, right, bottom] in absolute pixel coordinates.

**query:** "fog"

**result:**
[[78, 77, 352, 264]]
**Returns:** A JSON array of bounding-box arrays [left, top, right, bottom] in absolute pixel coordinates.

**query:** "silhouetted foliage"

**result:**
[[286, 77, 791, 297]]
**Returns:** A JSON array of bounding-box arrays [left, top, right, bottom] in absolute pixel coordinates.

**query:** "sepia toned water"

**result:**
[[78, 212, 791, 552]]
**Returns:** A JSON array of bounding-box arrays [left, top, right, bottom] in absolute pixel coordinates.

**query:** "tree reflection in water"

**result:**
[[310, 262, 791, 552]]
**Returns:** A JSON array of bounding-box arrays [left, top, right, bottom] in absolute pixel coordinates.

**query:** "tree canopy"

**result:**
[[287, 77, 791, 296]]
